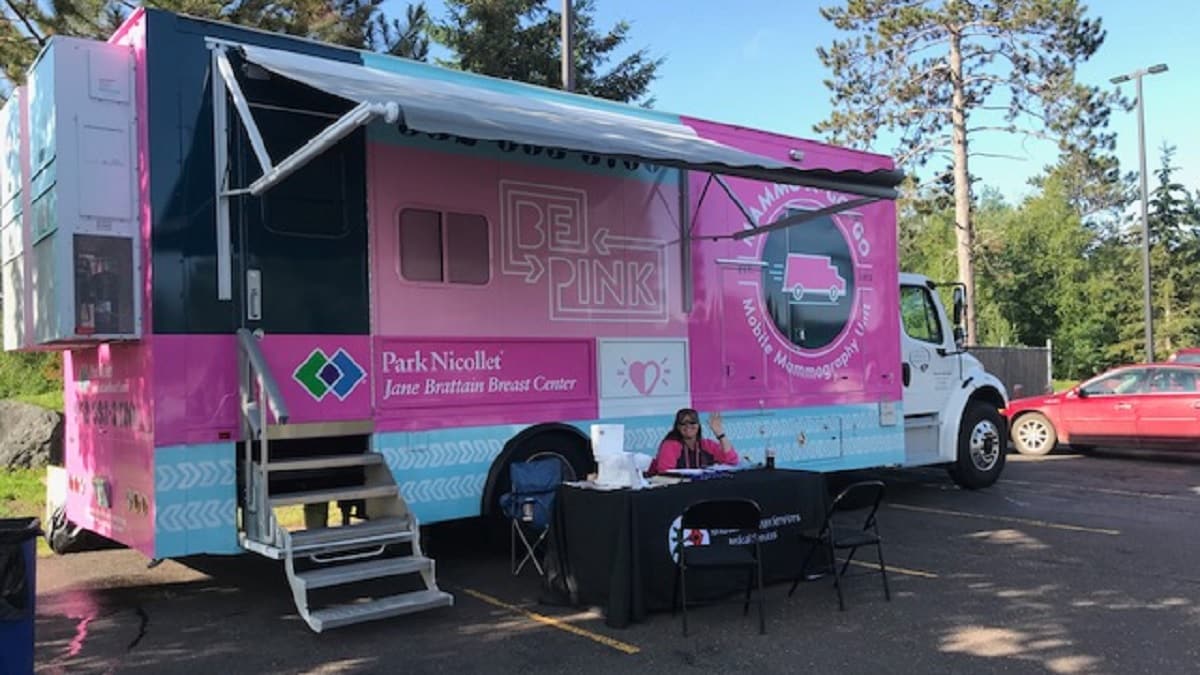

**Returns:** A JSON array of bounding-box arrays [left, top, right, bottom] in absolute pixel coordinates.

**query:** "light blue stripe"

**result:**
[[375, 402, 906, 525], [154, 443, 240, 557]]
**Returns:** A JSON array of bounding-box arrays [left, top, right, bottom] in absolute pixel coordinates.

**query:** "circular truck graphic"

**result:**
[[761, 210, 856, 351]]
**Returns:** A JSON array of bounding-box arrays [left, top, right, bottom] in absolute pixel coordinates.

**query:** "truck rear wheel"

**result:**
[[948, 401, 1006, 489]]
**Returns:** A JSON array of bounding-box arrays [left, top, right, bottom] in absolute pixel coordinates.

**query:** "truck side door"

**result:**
[[899, 284, 957, 418]]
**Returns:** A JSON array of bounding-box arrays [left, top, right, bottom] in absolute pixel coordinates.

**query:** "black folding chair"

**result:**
[[788, 480, 890, 611], [671, 498, 765, 636]]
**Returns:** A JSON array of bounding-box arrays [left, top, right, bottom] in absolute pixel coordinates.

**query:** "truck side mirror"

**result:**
[[953, 326, 965, 350], [952, 286, 965, 327]]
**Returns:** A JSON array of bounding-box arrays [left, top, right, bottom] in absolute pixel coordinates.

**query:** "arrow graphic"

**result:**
[[592, 228, 664, 255]]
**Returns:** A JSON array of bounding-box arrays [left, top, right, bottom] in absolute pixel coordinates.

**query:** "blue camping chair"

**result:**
[[499, 458, 564, 576]]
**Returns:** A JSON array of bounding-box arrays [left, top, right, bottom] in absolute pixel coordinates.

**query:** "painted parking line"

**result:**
[[1001, 478, 1194, 502], [888, 503, 1121, 536], [460, 588, 641, 655], [844, 559, 938, 579]]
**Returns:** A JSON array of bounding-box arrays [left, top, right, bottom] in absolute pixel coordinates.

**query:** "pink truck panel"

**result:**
[[684, 117, 902, 411]]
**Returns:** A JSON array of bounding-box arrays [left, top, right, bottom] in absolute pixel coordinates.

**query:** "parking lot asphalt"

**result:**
[[33, 450, 1200, 674]]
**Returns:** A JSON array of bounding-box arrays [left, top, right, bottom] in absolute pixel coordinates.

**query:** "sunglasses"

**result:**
[[678, 419, 700, 426]]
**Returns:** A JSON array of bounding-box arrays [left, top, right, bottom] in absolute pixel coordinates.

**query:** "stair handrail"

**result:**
[[237, 328, 290, 425], [237, 327, 290, 542]]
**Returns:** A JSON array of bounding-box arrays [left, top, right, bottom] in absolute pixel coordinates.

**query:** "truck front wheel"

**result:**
[[948, 401, 1006, 489]]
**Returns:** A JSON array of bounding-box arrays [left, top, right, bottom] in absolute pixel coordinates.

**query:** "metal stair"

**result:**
[[235, 329, 453, 632]]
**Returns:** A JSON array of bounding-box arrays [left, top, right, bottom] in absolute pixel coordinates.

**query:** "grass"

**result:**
[[1052, 379, 1078, 393], [12, 390, 63, 411], [0, 468, 43, 520], [0, 468, 52, 556]]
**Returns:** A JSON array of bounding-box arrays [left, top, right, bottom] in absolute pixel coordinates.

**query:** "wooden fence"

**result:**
[[970, 342, 1053, 400]]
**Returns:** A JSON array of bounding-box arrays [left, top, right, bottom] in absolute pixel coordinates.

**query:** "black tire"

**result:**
[[948, 401, 1007, 489], [1011, 412, 1057, 456], [482, 428, 592, 550], [45, 504, 120, 554], [485, 428, 593, 516]]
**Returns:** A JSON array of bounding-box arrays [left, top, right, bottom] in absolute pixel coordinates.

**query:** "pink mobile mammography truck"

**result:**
[[0, 9, 1007, 631]]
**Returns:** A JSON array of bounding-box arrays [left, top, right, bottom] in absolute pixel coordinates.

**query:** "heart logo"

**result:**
[[628, 360, 661, 396]]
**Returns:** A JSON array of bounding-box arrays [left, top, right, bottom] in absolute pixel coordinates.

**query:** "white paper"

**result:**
[[590, 423, 625, 457]]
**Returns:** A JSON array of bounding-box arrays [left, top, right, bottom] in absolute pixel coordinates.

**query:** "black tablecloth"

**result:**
[[543, 468, 829, 628]]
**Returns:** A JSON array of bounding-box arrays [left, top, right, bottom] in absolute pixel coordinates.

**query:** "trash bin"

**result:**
[[1, 517, 42, 675]]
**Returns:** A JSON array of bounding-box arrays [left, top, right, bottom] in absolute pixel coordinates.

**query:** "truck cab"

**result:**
[[899, 273, 1008, 488]]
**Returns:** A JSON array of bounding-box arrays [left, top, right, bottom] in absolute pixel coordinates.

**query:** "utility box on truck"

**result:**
[[2, 37, 141, 347]]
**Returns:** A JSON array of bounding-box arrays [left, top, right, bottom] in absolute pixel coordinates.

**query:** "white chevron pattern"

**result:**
[[400, 474, 487, 503], [156, 460, 236, 492], [157, 499, 236, 532], [620, 427, 664, 452], [380, 441, 502, 470]]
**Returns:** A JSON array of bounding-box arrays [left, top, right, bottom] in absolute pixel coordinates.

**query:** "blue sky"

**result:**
[[399, 0, 1198, 205]]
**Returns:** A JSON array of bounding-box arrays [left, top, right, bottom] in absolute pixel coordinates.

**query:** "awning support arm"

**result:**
[[713, 175, 759, 229], [208, 43, 400, 302], [212, 46, 233, 301], [215, 48, 274, 176], [730, 197, 879, 241], [246, 99, 399, 196]]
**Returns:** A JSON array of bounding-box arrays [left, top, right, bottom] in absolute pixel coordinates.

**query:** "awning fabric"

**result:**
[[237, 44, 904, 201]]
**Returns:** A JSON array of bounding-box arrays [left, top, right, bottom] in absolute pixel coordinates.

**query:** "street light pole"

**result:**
[[561, 0, 575, 92], [1111, 63, 1168, 363]]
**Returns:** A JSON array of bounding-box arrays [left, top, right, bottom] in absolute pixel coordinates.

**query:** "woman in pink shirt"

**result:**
[[649, 408, 739, 474]]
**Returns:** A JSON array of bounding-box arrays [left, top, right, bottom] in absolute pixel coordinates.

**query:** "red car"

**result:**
[[1169, 348, 1200, 364], [1005, 363, 1200, 455]]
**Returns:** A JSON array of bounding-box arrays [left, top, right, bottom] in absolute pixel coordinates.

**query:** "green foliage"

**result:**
[[431, 0, 662, 104], [816, 0, 1118, 165], [899, 145, 1200, 382], [2, 0, 432, 98], [0, 351, 60, 400], [1145, 145, 1200, 356], [817, 0, 1121, 345]]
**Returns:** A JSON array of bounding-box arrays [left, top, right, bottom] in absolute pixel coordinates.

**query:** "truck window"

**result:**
[[399, 209, 490, 284], [900, 285, 943, 345]]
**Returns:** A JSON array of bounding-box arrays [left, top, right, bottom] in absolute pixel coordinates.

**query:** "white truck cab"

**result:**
[[899, 273, 1008, 488]]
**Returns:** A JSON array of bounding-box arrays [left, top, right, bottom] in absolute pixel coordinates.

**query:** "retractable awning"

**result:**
[[208, 40, 903, 302], [231, 43, 904, 201]]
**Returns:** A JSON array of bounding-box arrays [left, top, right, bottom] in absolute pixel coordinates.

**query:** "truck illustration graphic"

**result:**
[[782, 254, 847, 303]]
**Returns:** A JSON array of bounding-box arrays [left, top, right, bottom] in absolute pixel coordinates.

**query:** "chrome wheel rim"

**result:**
[[969, 419, 1001, 471]]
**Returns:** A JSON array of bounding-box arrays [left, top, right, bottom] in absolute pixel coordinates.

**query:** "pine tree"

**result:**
[[1146, 144, 1200, 355], [431, 0, 662, 104], [1, 0, 431, 101], [815, 0, 1120, 345]]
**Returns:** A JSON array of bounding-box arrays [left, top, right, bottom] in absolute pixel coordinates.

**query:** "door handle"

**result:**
[[1114, 402, 1133, 411], [902, 362, 911, 387], [247, 269, 262, 321]]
